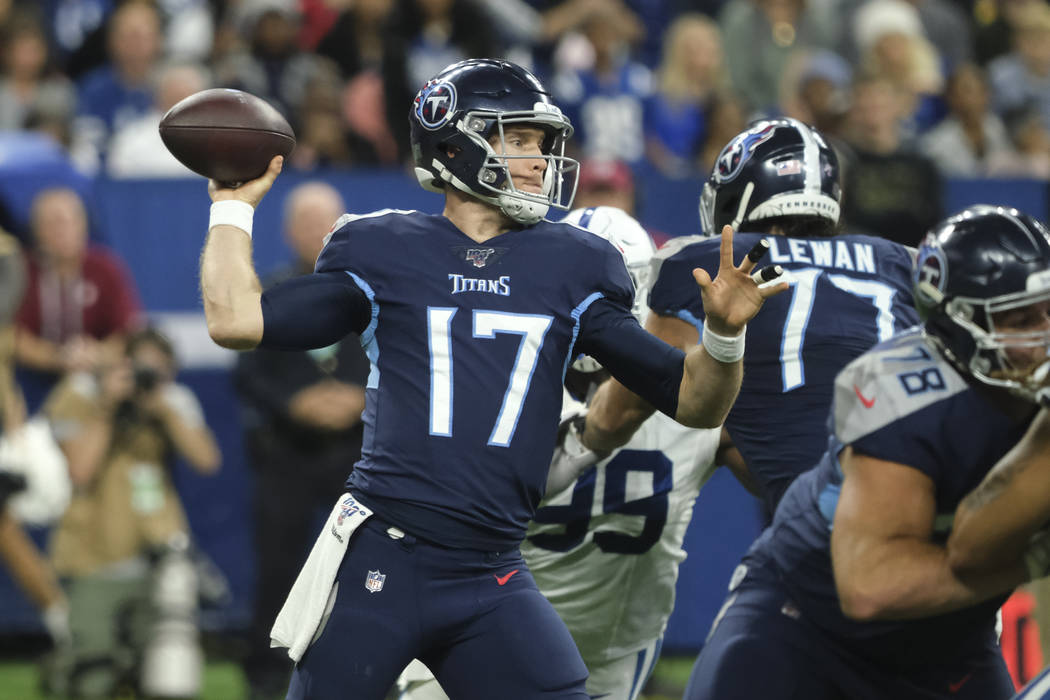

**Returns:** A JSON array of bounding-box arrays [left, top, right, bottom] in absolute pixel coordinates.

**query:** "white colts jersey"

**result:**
[[523, 412, 721, 662]]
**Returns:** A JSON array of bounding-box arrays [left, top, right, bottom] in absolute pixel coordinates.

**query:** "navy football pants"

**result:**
[[286, 518, 589, 700], [685, 561, 1014, 700]]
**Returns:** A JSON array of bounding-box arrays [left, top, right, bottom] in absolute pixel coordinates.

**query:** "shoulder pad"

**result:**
[[322, 209, 417, 247], [653, 234, 707, 262], [834, 332, 967, 445]]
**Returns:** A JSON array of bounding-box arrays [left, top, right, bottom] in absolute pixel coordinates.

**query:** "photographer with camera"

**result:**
[[43, 327, 220, 698], [0, 228, 76, 657]]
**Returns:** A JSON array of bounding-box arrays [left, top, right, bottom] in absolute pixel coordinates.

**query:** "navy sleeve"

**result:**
[[259, 272, 371, 350], [576, 298, 685, 417], [649, 246, 714, 330]]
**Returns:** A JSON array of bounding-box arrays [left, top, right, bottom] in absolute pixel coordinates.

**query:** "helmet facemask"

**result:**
[[430, 107, 579, 225], [926, 284, 1050, 404]]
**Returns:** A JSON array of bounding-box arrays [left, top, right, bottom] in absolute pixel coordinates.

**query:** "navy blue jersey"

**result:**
[[311, 210, 669, 550], [649, 232, 919, 511], [758, 330, 1034, 671]]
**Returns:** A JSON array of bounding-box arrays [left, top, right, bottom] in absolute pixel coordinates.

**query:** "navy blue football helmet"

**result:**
[[409, 59, 578, 224], [699, 118, 841, 235], [915, 204, 1050, 403]]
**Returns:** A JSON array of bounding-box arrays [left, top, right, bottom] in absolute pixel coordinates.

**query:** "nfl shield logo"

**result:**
[[465, 248, 495, 268], [365, 570, 386, 593]]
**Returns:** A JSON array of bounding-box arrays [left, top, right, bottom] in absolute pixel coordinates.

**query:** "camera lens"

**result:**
[[134, 367, 160, 392]]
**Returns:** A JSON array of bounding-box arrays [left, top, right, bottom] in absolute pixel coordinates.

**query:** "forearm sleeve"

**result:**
[[260, 272, 370, 350], [576, 299, 685, 417]]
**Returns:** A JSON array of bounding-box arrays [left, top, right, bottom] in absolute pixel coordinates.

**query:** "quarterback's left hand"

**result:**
[[695, 225, 788, 336]]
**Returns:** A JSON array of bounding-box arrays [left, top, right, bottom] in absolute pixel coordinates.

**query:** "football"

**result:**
[[159, 88, 296, 185]]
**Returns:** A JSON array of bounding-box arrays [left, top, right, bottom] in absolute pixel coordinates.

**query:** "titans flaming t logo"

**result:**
[[414, 80, 457, 131], [714, 123, 777, 184]]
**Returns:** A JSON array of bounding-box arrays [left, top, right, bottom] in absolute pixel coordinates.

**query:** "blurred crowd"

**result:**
[[0, 0, 1047, 243]]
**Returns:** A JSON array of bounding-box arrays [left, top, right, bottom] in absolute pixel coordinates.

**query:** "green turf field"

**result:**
[[0, 655, 696, 700]]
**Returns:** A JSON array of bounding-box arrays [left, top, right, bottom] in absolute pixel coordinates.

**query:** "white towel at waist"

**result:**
[[270, 492, 372, 662]]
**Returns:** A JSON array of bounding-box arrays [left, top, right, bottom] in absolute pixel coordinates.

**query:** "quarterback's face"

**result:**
[[489, 126, 547, 194]]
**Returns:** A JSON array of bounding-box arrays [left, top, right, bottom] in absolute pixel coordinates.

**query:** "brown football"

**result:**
[[159, 88, 295, 185]]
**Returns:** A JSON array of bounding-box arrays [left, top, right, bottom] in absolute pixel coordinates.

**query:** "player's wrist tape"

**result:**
[[702, 322, 746, 363], [209, 200, 254, 238]]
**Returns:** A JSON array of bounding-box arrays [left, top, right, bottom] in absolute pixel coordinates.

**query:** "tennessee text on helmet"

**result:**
[[409, 59, 580, 225], [699, 118, 841, 236], [915, 204, 1050, 404]]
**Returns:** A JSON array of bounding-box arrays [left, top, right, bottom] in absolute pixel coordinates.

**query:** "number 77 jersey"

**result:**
[[648, 232, 919, 513], [314, 210, 638, 551]]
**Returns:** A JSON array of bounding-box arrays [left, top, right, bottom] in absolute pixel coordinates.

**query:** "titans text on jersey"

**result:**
[[449, 274, 512, 295]]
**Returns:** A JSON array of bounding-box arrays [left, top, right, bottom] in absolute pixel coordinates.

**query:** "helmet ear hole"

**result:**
[[718, 195, 740, 228]]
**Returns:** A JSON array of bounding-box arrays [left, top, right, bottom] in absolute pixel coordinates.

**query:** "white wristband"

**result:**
[[209, 200, 255, 238], [702, 321, 746, 363]]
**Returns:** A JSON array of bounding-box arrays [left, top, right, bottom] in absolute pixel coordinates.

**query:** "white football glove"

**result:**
[[545, 413, 603, 497]]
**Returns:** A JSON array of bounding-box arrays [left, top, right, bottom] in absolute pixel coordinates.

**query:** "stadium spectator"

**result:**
[[0, 13, 74, 132], [289, 60, 382, 169], [398, 0, 501, 98], [573, 159, 638, 215], [840, 0, 972, 68], [234, 182, 369, 700], [157, 0, 213, 63], [44, 327, 219, 698], [989, 104, 1050, 178], [73, 0, 163, 174], [695, 90, 748, 176], [313, 0, 410, 164], [840, 74, 942, 246], [106, 61, 209, 178], [644, 13, 726, 177], [718, 0, 839, 114], [853, 0, 946, 135], [920, 63, 1017, 176], [216, 0, 334, 122], [973, 0, 1041, 66], [474, 0, 643, 66], [779, 50, 853, 139], [14, 188, 142, 388], [988, 2, 1050, 132], [0, 230, 71, 652], [40, 0, 113, 80], [551, 5, 653, 163]]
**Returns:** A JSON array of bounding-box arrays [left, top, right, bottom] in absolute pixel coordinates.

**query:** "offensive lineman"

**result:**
[[584, 118, 920, 515], [688, 205, 1050, 699]]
